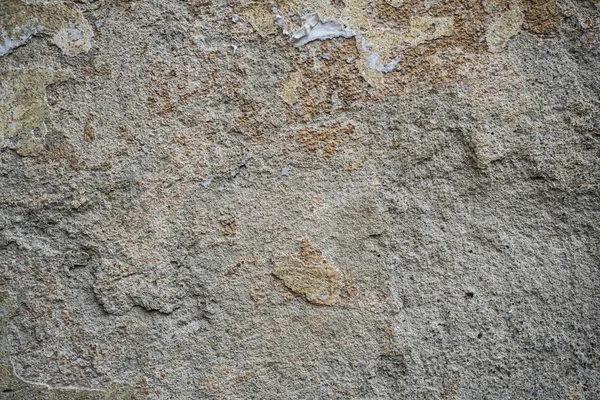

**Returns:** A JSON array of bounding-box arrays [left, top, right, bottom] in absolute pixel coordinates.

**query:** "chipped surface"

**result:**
[[0, 0, 93, 56], [486, 6, 524, 52], [0, 68, 71, 156], [92, 258, 192, 316], [0, 0, 598, 398]]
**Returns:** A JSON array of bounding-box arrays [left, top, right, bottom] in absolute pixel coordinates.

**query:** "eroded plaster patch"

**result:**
[[0, 0, 93, 57], [240, 0, 457, 88], [281, 70, 302, 104], [0, 68, 71, 156], [92, 258, 190, 316], [486, 6, 524, 52], [273, 239, 343, 306]]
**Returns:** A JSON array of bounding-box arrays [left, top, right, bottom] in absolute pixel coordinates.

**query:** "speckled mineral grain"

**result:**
[[0, 0, 598, 398]]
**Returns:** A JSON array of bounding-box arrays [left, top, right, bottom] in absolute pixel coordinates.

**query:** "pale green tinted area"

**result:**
[[0, 68, 70, 156], [0, 0, 93, 56]]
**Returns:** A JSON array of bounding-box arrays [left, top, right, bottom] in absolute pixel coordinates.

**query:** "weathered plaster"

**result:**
[[273, 239, 343, 306], [0, 0, 93, 57], [0, 68, 71, 156], [0, 0, 597, 398]]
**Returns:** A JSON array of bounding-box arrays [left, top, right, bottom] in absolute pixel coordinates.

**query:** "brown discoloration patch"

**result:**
[[378, 0, 488, 90], [266, 0, 576, 124], [145, 61, 211, 119], [276, 0, 576, 124], [249, 285, 269, 303], [296, 122, 354, 156], [83, 112, 97, 142], [278, 0, 490, 120], [297, 237, 326, 265], [220, 217, 237, 236], [225, 260, 245, 276], [522, 0, 572, 35], [146, 82, 178, 117], [284, 40, 373, 123]]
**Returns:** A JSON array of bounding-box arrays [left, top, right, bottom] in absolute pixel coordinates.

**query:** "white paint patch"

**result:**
[[361, 37, 402, 73], [201, 178, 213, 188], [0, 23, 44, 57], [289, 13, 355, 47], [0, 30, 17, 57], [273, 7, 289, 35], [51, 20, 93, 56]]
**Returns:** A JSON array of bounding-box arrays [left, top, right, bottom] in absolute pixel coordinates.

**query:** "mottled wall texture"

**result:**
[[0, 0, 599, 398]]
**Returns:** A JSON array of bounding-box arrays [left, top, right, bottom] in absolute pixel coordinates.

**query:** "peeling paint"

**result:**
[[290, 13, 355, 47], [255, 0, 456, 90], [0, 21, 43, 57], [360, 37, 403, 73], [0, 0, 93, 57]]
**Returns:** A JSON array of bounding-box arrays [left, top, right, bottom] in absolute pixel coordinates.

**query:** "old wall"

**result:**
[[1, 0, 599, 398]]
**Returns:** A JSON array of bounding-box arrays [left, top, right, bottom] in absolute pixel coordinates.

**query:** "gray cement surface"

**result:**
[[0, 0, 599, 398]]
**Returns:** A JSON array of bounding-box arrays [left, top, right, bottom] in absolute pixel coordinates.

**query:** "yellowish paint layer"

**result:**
[[486, 6, 524, 52], [274, 239, 342, 306], [281, 71, 302, 104]]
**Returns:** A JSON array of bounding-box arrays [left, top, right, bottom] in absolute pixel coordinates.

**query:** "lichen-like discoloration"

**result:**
[[0, 363, 134, 399], [0, 68, 71, 156], [486, 6, 524, 52], [0, 0, 93, 57], [274, 239, 342, 305]]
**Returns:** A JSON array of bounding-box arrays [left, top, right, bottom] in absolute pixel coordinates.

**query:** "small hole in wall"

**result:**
[[465, 292, 474, 299]]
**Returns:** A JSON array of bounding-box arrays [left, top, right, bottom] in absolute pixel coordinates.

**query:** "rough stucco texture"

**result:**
[[0, 0, 599, 399]]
